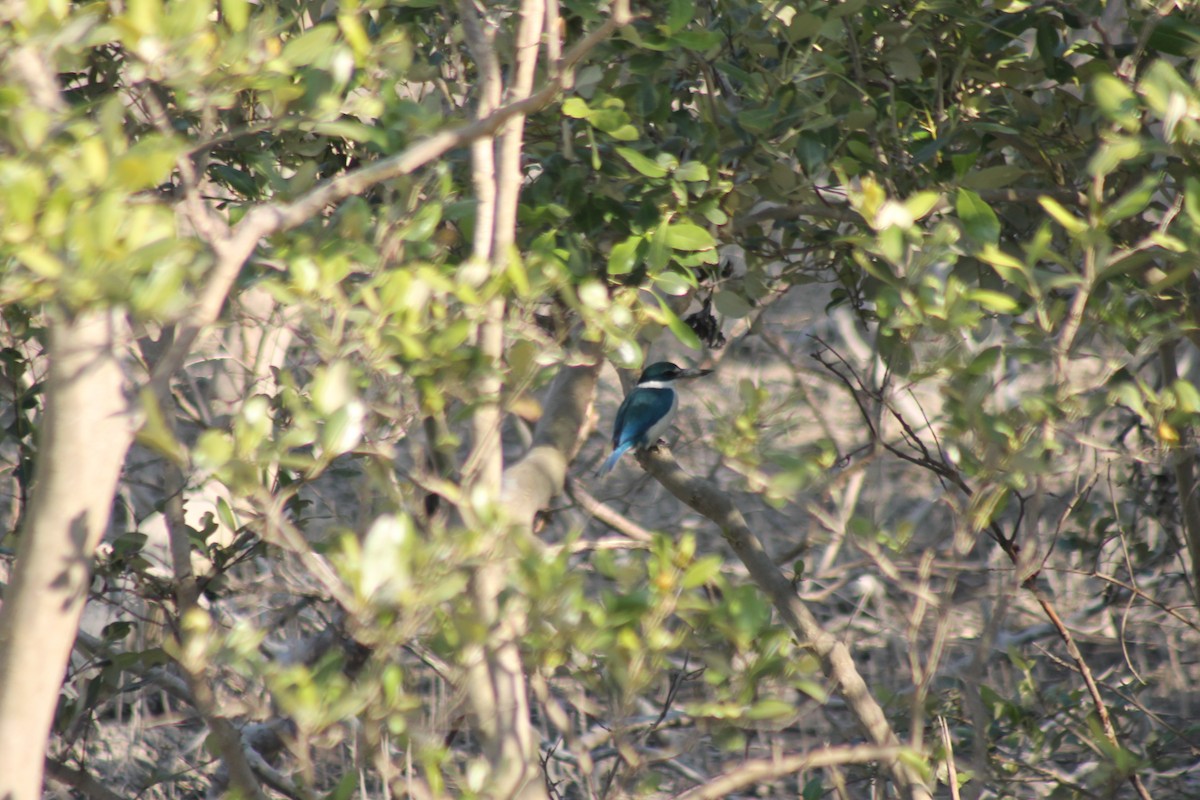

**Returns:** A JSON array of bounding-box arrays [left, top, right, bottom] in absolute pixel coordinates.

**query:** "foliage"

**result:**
[[2, 0, 1200, 797]]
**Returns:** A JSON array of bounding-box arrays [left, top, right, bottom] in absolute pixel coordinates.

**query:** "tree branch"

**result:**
[[149, 1, 632, 398], [638, 446, 932, 800], [669, 745, 905, 800]]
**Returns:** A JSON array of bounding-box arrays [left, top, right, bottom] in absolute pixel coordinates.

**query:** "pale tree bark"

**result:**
[[457, 1, 551, 797], [0, 311, 136, 800], [503, 346, 603, 528]]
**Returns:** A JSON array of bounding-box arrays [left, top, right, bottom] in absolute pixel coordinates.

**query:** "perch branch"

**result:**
[[639, 446, 932, 800]]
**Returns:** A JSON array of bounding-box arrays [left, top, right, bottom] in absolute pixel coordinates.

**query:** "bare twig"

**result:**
[[566, 477, 655, 542], [812, 339, 1155, 800]]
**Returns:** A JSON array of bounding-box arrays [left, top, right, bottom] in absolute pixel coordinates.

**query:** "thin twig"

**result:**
[[566, 477, 655, 542]]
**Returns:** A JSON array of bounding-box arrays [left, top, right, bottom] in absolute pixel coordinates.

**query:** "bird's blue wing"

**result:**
[[612, 388, 675, 449], [601, 388, 675, 477]]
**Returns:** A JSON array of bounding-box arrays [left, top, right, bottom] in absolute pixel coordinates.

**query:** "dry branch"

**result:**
[[669, 744, 905, 800]]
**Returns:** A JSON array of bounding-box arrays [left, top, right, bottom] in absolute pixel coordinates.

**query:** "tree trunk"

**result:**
[[0, 311, 135, 800]]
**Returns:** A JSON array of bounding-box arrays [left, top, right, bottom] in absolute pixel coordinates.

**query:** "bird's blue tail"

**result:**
[[598, 442, 633, 476]]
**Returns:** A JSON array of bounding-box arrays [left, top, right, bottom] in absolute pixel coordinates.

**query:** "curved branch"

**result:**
[[502, 345, 603, 527]]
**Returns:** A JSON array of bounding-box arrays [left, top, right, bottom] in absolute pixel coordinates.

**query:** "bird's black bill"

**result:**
[[677, 368, 713, 379]]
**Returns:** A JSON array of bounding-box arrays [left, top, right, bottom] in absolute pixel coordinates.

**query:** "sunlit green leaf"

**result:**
[[615, 146, 668, 178], [663, 222, 715, 251], [561, 97, 589, 118], [220, 0, 247, 31], [674, 161, 709, 182], [965, 289, 1019, 313], [607, 235, 642, 275], [1038, 195, 1088, 234], [1091, 73, 1141, 132]]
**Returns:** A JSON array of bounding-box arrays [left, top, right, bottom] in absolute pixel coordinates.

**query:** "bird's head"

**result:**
[[637, 361, 713, 385]]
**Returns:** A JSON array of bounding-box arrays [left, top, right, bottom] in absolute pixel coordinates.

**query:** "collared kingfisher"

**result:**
[[599, 361, 713, 476]]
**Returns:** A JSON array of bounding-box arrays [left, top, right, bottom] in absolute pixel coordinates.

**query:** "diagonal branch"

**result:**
[[638, 446, 933, 800], [149, 1, 632, 397]]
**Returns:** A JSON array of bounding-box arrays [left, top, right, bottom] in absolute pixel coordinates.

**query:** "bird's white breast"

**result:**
[[641, 387, 678, 445]]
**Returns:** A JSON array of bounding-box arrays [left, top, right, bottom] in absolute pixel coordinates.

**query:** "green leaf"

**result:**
[[606, 124, 640, 141], [904, 191, 941, 221], [1091, 73, 1141, 132], [956, 188, 1000, 246], [713, 290, 753, 318], [681, 555, 723, 588], [967, 346, 1002, 376], [665, 0, 693, 33], [1088, 136, 1143, 177], [736, 107, 777, 135], [15, 245, 63, 278], [216, 496, 239, 533], [561, 97, 590, 118], [674, 161, 709, 182], [135, 387, 187, 465], [959, 166, 1026, 190], [615, 147, 668, 178], [220, 0, 247, 32], [322, 402, 364, 457], [210, 163, 259, 197], [654, 294, 703, 350], [654, 269, 695, 296], [977, 244, 1027, 283], [1173, 379, 1200, 413], [282, 24, 339, 67], [125, 0, 162, 35], [587, 108, 631, 134], [1102, 174, 1160, 224], [1038, 196, 1088, 234], [312, 120, 388, 148], [323, 771, 359, 800], [361, 514, 413, 600], [965, 289, 1019, 314], [745, 698, 795, 721], [1185, 177, 1200, 226], [115, 137, 180, 191], [607, 235, 642, 275], [400, 202, 443, 243], [647, 220, 671, 272], [663, 223, 715, 251], [672, 29, 721, 51]]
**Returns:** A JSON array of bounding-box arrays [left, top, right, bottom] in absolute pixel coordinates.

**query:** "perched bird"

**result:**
[[599, 361, 712, 476]]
